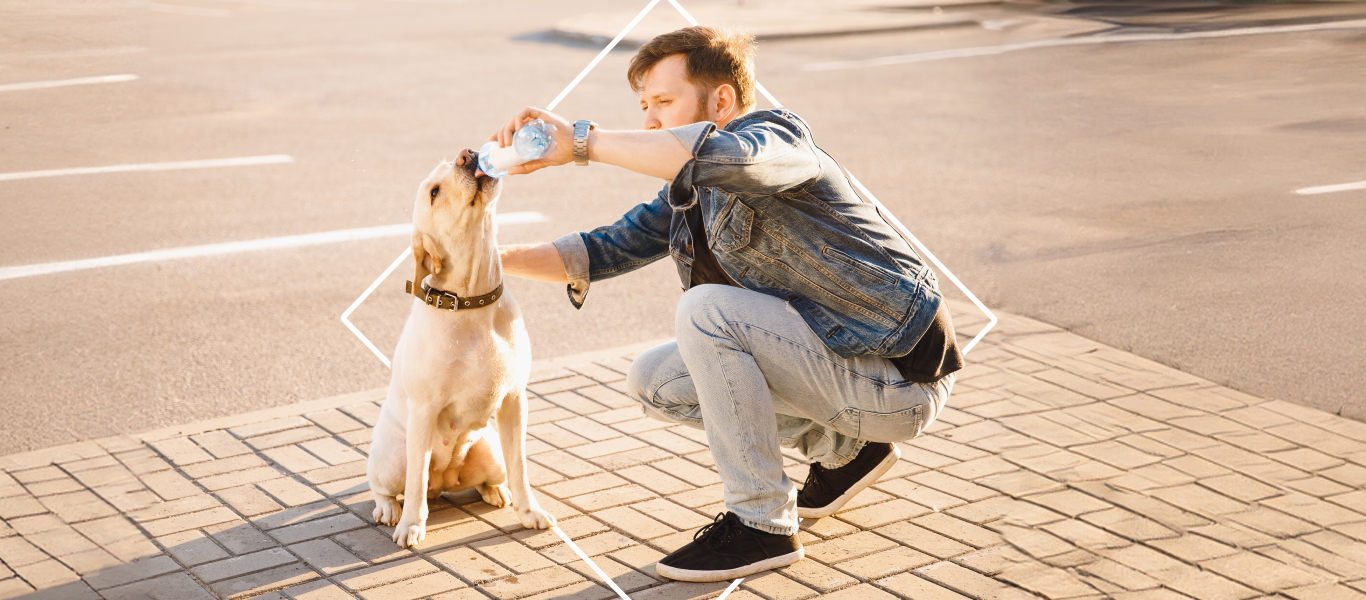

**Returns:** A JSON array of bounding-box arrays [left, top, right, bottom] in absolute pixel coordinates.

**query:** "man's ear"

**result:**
[[715, 84, 737, 119]]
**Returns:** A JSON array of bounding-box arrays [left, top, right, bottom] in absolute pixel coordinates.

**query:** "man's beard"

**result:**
[[692, 88, 712, 124]]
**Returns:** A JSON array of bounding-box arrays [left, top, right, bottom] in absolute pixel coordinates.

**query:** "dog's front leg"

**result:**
[[497, 390, 556, 530], [394, 403, 437, 547]]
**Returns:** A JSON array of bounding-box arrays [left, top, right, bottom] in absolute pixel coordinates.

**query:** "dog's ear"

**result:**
[[411, 231, 431, 299], [421, 233, 443, 275]]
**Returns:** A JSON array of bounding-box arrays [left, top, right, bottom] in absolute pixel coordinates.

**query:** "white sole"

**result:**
[[797, 443, 902, 519], [654, 548, 804, 583]]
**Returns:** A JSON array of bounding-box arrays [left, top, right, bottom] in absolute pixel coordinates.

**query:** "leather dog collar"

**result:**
[[404, 280, 504, 311]]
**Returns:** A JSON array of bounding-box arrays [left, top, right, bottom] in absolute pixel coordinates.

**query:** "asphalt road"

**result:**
[[2, 0, 1364, 454]]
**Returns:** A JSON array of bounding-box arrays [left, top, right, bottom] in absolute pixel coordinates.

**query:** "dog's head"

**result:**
[[410, 148, 502, 296]]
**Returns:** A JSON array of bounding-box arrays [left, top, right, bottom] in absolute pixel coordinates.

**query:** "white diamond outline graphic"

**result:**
[[339, 1, 998, 596]]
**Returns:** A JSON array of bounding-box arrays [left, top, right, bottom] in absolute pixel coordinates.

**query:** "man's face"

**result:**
[[639, 54, 713, 131]]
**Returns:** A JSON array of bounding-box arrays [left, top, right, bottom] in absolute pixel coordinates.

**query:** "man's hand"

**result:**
[[488, 107, 575, 176], [485, 106, 693, 180]]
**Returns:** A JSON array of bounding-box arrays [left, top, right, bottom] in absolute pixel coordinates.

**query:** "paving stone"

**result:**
[[190, 430, 254, 459], [159, 529, 233, 566], [909, 471, 997, 502], [471, 535, 557, 573], [305, 410, 366, 435], [777, 557, 859, 594], [151, 438, 214, 467], [615, 465, 693, 495], [141, 506, 239, 536], [288, 538, 366, 575], [915, 560, 1016, 599], [877, 571, 973, 600], [876, 520, 974, 559], [26, 525, 99, 557], [513, 515, 609, 549], [192, 547, 297, 583], [333, 527, 414, 563], [218, 484, 286, 517], [358, 571, 464, 600], [37, 490, 118, 523], [833, 545, 935, 581], [83, 554, 180, 590], [139, 470, 203, 501], [206, 520, 282, 555], [531, 450, 604, 478], [210, 562, 319, 599], [479, 565, 587, 599], [563, 555, 657, 593], [413, 518, 501, 552], [804, 531, 898, 565], [1202, 551, 1325, 594], [247, 427, 331, 452], [915, 513, 1002, 549], [101, 571, 216, 600], [264, 446, 329, 474], [837, 498, 932, 529]]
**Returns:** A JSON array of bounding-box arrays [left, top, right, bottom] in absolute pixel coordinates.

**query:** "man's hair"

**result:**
[[627, 25, 758, 118]]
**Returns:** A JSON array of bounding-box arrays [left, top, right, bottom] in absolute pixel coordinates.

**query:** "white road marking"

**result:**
[[0, 212, 549, 283], [1296, 179, 1366, 196], [0, 46, 146, 62], [149, 3, 233, 17], [0, 74, 138, 93], [717, 578, 745, 600], [804, 18, 1366, 71], [0, 155, 294, 182], [551, 526, 632, 600]]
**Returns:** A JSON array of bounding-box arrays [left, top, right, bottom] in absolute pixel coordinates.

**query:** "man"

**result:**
[[486, 25, 962, 582]]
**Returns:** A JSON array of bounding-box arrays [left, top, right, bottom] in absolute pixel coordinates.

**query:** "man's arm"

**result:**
[[487, 107, 819, 194], [499, 243, 567, 284], [487, 107, 690, 179]]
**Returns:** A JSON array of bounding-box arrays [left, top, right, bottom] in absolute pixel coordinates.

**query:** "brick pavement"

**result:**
[[2, 300, 1365, 599]]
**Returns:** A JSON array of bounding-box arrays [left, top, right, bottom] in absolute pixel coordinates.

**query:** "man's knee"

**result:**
[[674, 284, 731, 336], [625, 342, 687, 406]]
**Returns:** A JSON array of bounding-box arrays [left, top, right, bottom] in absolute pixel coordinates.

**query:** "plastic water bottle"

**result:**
[[477, 119, 558, 178]]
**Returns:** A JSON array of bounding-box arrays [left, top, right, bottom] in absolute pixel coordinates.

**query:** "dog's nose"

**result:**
[[456, 148, 476, 166]]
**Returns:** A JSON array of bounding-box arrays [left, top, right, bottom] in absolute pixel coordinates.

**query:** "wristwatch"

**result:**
[[573, 120, 598, 166]]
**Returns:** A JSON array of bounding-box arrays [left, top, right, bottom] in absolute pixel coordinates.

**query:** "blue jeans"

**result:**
[[625, 285, 955, 535]]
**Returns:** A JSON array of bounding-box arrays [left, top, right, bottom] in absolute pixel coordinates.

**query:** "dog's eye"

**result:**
[[429, 185, 439, 201]]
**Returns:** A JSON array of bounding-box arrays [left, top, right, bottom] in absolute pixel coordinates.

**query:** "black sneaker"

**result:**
[[797, 441, 901, 519], [654, 512, 803, 582]]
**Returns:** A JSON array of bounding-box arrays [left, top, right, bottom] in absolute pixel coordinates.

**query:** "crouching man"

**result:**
[[493, 25, 963, 582]]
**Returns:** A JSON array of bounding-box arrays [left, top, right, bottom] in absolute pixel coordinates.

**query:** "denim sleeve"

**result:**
[[667, 109, 821, 197], [550, 184, 673, 309]]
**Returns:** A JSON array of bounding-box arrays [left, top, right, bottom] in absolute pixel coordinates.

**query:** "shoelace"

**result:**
[[694, 513, 743, 549], [801, 463, 830, 496]]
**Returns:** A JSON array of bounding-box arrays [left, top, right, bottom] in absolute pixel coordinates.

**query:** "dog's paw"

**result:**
[[479, 483, 511, 508], [372, 495, 402, 526], [392, 518, 426, 548], [517, 505, 556, 530]]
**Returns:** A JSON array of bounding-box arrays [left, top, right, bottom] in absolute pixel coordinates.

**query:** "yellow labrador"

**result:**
[[367, 148, 555, 547]]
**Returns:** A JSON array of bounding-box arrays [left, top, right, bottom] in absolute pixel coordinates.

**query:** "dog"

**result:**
[[367, 147, 555, 547]]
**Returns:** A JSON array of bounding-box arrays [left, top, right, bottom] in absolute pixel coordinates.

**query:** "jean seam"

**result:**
[[722, 318, 896, 388]]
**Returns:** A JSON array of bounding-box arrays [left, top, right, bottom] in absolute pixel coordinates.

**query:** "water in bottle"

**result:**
[[477, 119, 558, 178]]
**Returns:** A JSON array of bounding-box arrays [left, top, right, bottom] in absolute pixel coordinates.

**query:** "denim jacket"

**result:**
[[552, 108, 943, 360]]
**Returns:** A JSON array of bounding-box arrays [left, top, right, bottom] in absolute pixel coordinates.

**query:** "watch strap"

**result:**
[[574, 120, 597, 166]]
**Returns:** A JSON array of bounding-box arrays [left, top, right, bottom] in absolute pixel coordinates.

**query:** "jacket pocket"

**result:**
[[822, 246, 897, 285], [828, 404, 924, 443], [714, 198, 754, 252]]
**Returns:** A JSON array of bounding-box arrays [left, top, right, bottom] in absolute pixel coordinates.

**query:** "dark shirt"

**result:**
[[685, 204, 962, 384]]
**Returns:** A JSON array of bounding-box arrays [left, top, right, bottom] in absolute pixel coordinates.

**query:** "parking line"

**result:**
[[0, 212, 549, 282], [0, 74, 138, 93], [0, 155, 294, 182], [803, 18, 1366, 71], [1296, 179, 1366, 196]]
